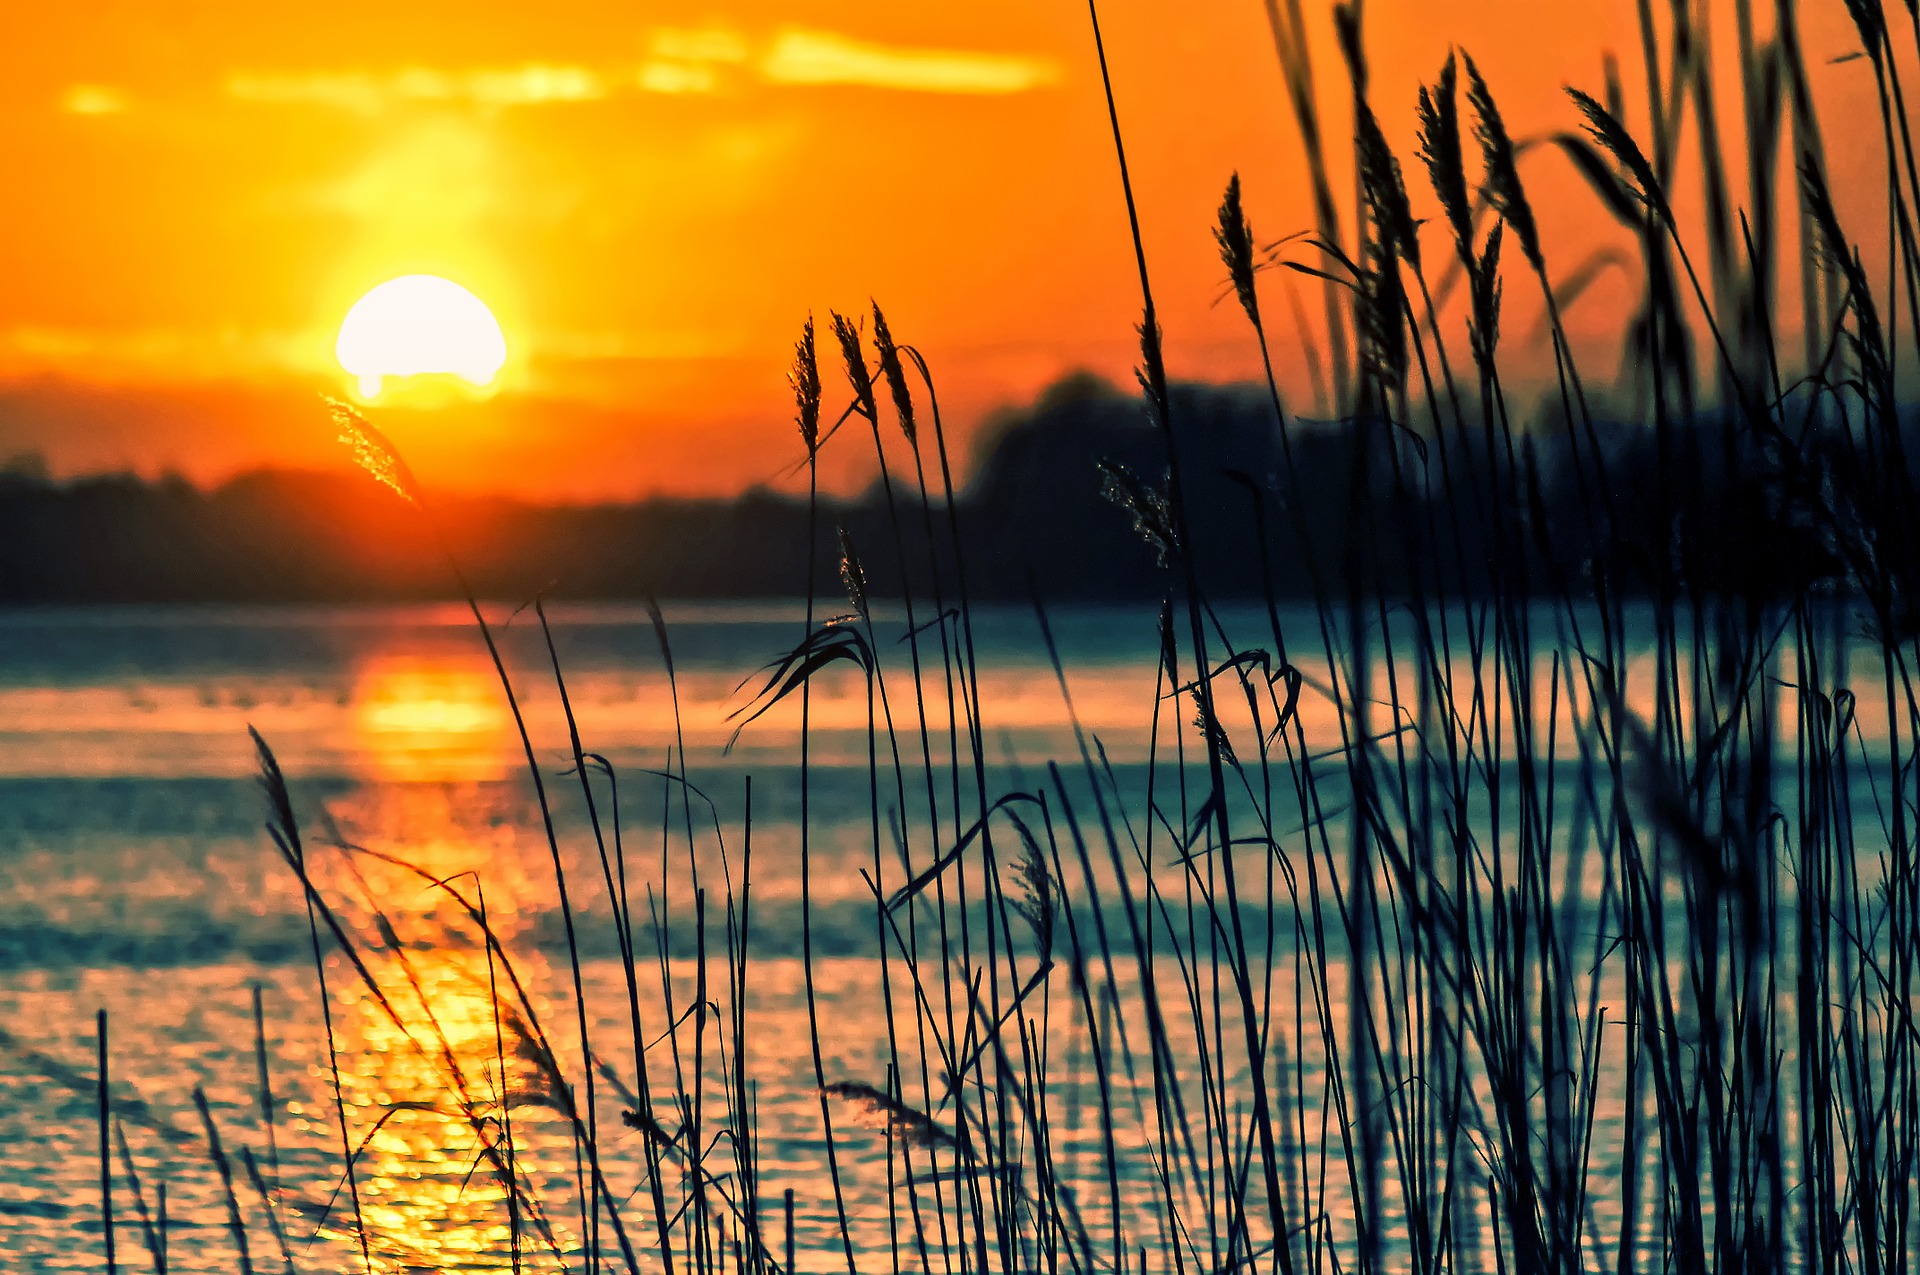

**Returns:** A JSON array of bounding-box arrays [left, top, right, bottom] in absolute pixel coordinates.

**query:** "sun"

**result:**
[[335, 274, 507, 398]]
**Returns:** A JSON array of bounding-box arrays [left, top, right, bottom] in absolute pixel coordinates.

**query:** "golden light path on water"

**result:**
[[190, 647, 562, 1268], [318, 785, 561, 1269], [354, 654, 516, 782]]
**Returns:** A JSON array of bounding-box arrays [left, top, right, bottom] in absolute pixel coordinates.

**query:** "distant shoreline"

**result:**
[[2, 376, 1902, 606]]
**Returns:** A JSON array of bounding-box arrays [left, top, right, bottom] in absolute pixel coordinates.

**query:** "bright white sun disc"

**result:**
[[336, 275, 507, 397]]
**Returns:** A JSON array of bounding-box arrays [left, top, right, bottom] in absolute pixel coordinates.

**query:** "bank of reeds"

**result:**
[[79, 2, 1920, 1272]]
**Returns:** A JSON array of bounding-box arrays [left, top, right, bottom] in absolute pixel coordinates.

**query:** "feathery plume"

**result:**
[[1134, 316, 1169, 426], [1417, 54, 1473, 269], [870, 302, 917, 444], [1463, 53, 1544, 273], [1356, 101, 1419, 271], [619, 1106, 679, 1149], [1801, 155, 1889, 414], [1566, 88, 1659, 216], [1470, 221, 1506, 367], [1359, 237, 1409, 394], [821, 1081, 956, 1150], [791, 316, 822, 457], [1010, 831, 1056, 959], [1215, 172, 1261, 327], [1097, 459, 1177, 568], [326, 397, 421, 505], [1191, 692, 1238, 770], [831, 311, 877, 423], [837, 525, 870, 621]]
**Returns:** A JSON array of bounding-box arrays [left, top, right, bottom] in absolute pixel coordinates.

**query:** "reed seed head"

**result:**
[[1010, 834, 1056, 958], [838, 524, 870, 621], [1470, 220, 1505, 365], [1356, 102, 1420, 272], [831, 310, 878, 424], [870, 302, 917, 444], [791, 316, 822, 456], [1800, 155, 1889, 414], [1191, 692, 1237, 769], [821, 1081, 956, 1150], [1359, 237, 1409, 394], [1134, 316, 1169, 426], [619, 1106, 678, 1148], [326, 396, 421, 505], [1215, 172, 1262, 327], [1097, 459, 1177, 568], [1566, 88, 1659, 216], [1417, 54, 1474, 269], [1463, 53, 1544, 273]]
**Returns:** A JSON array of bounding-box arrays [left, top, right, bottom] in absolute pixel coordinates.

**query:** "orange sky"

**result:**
[[0, 1, 1889, 499]]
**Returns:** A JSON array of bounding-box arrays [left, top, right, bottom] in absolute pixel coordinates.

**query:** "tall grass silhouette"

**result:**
[[71, 2, 1920, 1272]]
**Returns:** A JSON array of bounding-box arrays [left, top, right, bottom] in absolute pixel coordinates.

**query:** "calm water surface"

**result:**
[[0, 602, 1887, 1271], [0, 602, 1188, 1272]]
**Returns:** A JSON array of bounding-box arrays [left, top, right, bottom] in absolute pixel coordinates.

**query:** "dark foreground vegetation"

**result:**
[[37, 2, 1920, 1274]]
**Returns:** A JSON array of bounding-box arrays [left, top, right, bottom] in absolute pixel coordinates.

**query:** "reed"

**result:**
[[97, 1009, 116, 1275]]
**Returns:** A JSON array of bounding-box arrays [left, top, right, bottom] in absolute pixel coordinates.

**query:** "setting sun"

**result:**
[[335, 274, 507, 398]]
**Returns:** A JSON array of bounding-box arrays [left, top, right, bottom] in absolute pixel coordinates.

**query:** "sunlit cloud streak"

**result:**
[[759, 29, 1059, 94], [226, 64, 606, 113], [636, 25, 752, 94], [650, 28, 751, 65], [0, 324, 312, 381], [226, 27, 1060, 112], [637, 62, 719, 95]]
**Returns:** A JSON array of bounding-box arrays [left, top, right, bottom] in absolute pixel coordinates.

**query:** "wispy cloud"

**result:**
[[0, 324, 312, 381], [635, 25, 750, 94], [227, 64, 605, 114], [760, 30, 1059, 94], [637, 62, 719, 95], [226, 28, 1059, 113], [651, 28, 750, 66]]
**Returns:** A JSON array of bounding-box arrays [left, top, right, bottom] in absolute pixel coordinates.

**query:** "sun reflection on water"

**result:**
[[354, 656, 515, 782], [315, 783, 584, 1270]]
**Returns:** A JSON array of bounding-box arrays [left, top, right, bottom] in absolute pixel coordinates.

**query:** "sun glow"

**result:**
[[336, 274, 507, 398], [354, 656, 512, 780]]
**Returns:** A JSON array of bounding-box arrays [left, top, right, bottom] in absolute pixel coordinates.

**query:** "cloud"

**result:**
[[635, 25, 750, 94], [62, 84, 127, 115], [760, 30, 1059, 94], [227, 64, 605, 114], [637, 62, 718, 95], [651, 28, 750, 65], [0, 324, 313, 382], [464, 65, 603, 106], [225, 30, 1058, 115]]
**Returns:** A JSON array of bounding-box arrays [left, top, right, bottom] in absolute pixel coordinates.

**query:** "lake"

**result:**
[[0, 600, 1895, 1272]]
